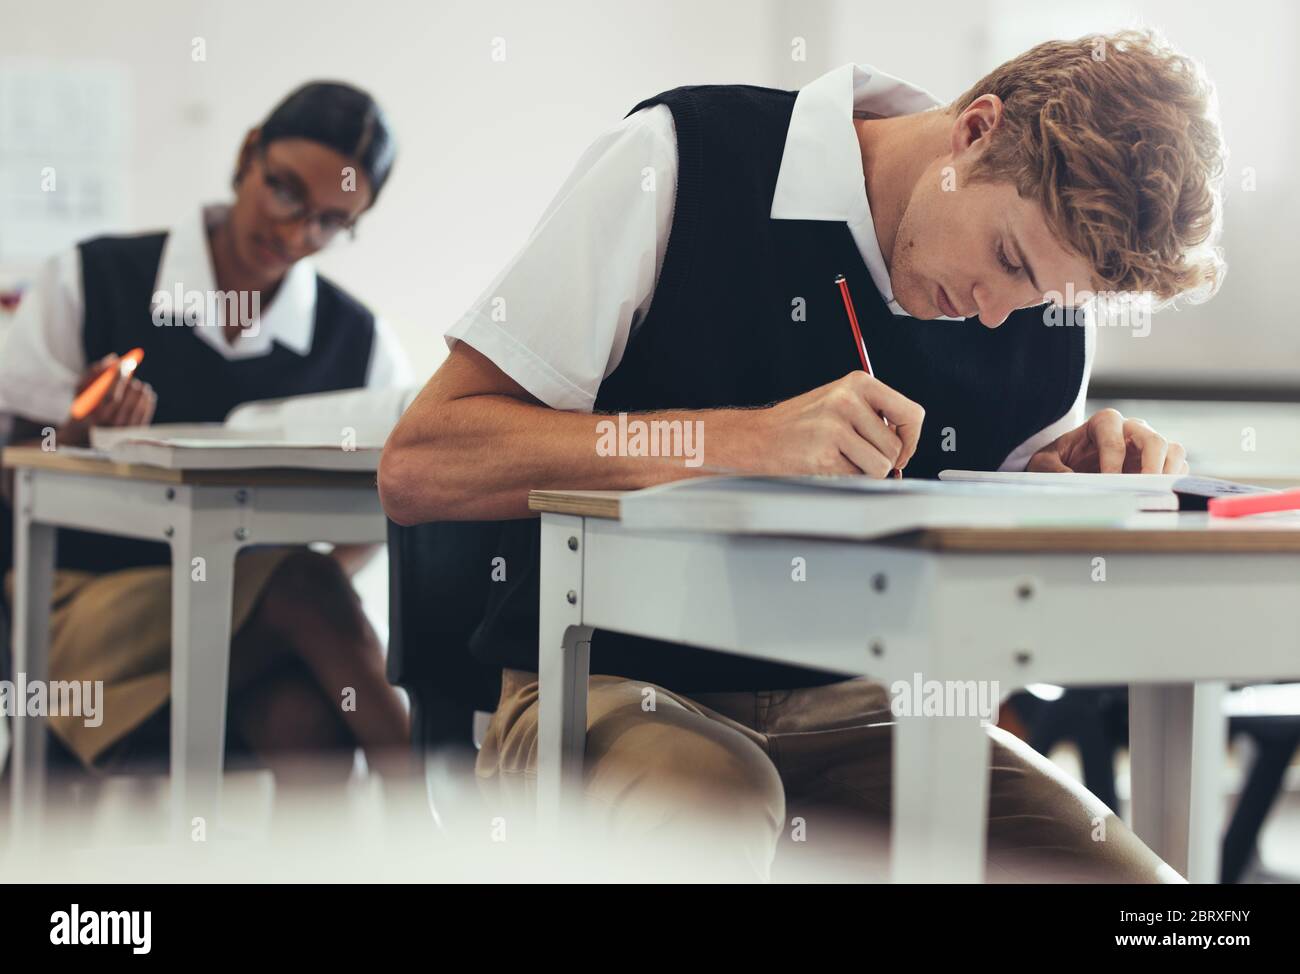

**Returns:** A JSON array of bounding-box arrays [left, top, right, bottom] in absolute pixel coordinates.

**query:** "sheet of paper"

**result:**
[[938, 469, 1271, 497]]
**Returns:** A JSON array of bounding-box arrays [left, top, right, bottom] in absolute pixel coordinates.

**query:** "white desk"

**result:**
[[4, 446, 386, 841], [529, 488, 1300, 883]]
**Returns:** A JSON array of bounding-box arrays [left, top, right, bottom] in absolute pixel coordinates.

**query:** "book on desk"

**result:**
[[614, 469, 1279, 541], [79, 385, 415, 471], [88, 424, 380, 471]]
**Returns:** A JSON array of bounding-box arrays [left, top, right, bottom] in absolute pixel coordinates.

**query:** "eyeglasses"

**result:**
[[255, 147, 358, 247]]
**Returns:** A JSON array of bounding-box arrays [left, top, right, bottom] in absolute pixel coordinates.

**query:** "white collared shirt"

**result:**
[[770, 63, 949, 319], [444, 64, 1092, 469], [0, 204, 412, 433]]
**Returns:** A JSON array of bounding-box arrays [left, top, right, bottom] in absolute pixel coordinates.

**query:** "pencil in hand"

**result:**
[[834, 275, 901, 479]]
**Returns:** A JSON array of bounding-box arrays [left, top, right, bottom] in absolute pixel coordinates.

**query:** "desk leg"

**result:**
[[10, 471, 56, 844], [168, 499, 238, 841], [892, 713, 990, 883], [1129, 682, 1227, 883], [536, 515, 592, 831]]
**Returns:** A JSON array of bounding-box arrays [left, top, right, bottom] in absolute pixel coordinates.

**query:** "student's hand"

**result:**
[[1027, 408, 1188, 474], [57, 354, 157, 447], [757, 371, 925, 478]]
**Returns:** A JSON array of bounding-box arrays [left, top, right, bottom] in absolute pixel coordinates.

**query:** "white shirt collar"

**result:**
[[770, 63, 956, 319], [151, 203, 317, 359]]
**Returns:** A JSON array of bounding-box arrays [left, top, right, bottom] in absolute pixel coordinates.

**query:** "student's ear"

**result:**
[[232, 128, 262, 190], [950, 94, 1003, 160]]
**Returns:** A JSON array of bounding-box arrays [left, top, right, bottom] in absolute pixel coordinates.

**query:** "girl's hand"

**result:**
[[58, 354, 157, 447]]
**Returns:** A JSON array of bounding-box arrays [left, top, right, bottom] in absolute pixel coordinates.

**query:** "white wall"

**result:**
[[0, 0, 785, 378], [1, 0, 1295, 389], [822, 0, 1300, 387]]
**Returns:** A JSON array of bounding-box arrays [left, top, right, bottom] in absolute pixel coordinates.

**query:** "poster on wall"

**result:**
[[0, 58, 131, 270]]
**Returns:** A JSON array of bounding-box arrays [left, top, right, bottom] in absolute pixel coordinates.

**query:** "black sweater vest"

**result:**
[[25, 231, 378, 574], [468, 85, 1085, 691]]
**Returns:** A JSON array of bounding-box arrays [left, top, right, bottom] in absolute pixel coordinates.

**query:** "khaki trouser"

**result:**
[[4, 547, 295, 768], [477, 669, 1185, 883]]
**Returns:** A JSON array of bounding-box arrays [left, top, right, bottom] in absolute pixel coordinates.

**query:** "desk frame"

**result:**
[[7, 453, 385, 841], [534, 505, 1300, 883]]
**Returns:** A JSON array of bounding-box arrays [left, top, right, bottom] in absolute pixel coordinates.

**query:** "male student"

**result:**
[[381, 30, 1225, 881]]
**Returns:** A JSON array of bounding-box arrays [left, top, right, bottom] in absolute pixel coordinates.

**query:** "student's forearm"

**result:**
[[379, 392, 765, 523]]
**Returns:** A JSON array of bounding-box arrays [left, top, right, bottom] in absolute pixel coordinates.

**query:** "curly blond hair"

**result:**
[[951, 29, 1226, 306]]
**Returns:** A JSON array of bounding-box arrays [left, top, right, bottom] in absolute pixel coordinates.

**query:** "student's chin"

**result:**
[[894, 294, 928, 319]]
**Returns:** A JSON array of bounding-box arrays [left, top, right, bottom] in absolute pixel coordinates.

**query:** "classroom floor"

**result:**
[[3, 737, 1298, 883]]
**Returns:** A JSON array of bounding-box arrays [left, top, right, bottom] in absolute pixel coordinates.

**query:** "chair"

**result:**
[[384, 518, 502, 757]]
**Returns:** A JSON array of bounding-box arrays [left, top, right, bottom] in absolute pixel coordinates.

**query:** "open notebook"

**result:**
[[86, 385, 418, 471], [618, 474, 1151, 540], [938, 469, 1274, 511]]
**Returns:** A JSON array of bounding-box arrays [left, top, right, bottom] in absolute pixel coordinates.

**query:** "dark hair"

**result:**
[[257, 81, 397, 203]]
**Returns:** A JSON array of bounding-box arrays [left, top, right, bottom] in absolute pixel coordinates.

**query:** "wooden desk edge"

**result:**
[[528, 488, 1300, 552], [528, 489, 623, 520], [2, 445, 379, 488]]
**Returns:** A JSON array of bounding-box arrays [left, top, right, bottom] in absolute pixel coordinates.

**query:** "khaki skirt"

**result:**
[[4, 546, 296, 769]]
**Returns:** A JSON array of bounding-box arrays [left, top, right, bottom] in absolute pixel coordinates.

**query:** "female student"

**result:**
[[0, 81, 412, 778]]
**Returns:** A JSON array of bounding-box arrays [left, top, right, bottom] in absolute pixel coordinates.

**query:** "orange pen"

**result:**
[[70, 348, 145, 421], [835, 275, 901, 478]]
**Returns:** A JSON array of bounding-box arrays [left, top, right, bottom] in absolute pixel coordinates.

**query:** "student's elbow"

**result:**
[[377, 440, 416, 526], [378, 424, 448, 526]]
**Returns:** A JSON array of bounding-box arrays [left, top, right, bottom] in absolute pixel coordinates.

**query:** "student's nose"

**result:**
[[972, 283, 1015, 329], [274, 218, 314, 257]]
